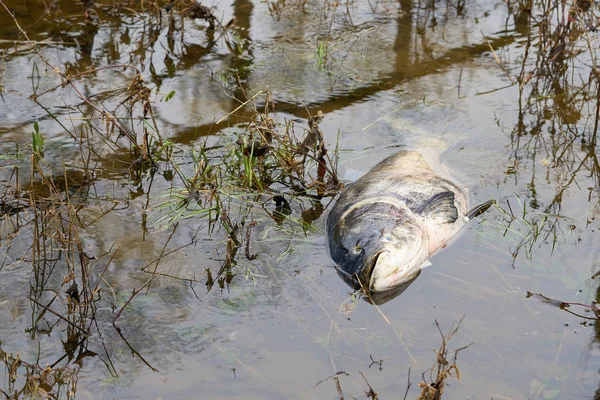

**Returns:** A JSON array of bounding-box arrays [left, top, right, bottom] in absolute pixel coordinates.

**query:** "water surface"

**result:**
[[1, 0, 600, 398]]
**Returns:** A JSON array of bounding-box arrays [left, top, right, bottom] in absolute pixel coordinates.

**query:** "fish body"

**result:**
[[327, 151, 487, 294]]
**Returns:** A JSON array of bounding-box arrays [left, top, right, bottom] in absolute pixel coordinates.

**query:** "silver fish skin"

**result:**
[[326, 151, 472, 293]]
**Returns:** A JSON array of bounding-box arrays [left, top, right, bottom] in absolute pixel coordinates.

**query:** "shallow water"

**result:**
[[1, 0, 600, 398]]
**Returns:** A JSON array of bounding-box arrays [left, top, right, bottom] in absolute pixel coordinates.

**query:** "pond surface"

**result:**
[[1, 0, 600, 398]]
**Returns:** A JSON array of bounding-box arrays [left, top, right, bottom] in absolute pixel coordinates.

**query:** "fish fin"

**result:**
[[419, 191, 458, 224], [466, 199, 495, 219], [421, 260, 432, 268]]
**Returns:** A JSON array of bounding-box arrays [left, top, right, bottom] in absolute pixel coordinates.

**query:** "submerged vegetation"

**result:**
[[0, 30, 343, 399], [0, 0, 346, 395], [1, 0, 600, 396]]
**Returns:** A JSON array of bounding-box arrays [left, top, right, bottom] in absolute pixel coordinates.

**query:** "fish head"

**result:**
[[330, 201, 430, 293]]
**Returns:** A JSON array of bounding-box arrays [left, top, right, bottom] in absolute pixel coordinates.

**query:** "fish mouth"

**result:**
[[358, 251, 385, 292]]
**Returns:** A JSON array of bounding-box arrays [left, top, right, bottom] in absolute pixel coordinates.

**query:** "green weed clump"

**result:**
[[154, 96, 342, 289]]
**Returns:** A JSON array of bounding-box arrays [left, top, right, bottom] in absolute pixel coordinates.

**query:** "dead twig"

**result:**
[[403, 367, 412, 400], [359, 371, 378, 399], [481, 30, 515, 85], [28, 297, 91, 336], [417, 316, 470, 400]]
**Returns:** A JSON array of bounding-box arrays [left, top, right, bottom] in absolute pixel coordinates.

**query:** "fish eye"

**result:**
[[352, 243, 363, 255]]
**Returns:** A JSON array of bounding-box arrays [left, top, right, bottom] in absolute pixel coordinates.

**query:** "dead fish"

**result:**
[[326, 151, 492, 295]]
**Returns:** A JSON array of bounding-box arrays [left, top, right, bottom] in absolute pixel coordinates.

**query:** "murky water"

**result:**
[[2, 0, 600, 398]]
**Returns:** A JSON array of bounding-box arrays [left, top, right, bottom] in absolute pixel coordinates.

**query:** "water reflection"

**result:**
[[3, 0, 600, 396], [337, 268, 421, 305], [498, 0, 600, 394]]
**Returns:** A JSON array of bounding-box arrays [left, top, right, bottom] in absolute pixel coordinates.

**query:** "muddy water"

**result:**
[[1, 0, 600, 398]]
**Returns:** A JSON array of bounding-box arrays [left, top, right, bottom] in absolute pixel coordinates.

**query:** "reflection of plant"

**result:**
[[155, 97, 341, 289], [492, 195, 573, 263], [2, 1, 343, 388], [330, 318, 469, 400], [509, 0, 600, 188], [0, 149, 121, 397], [501, 2, 600, 395], [490, 0, 600, 267], [0, 344, 79, 400]]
